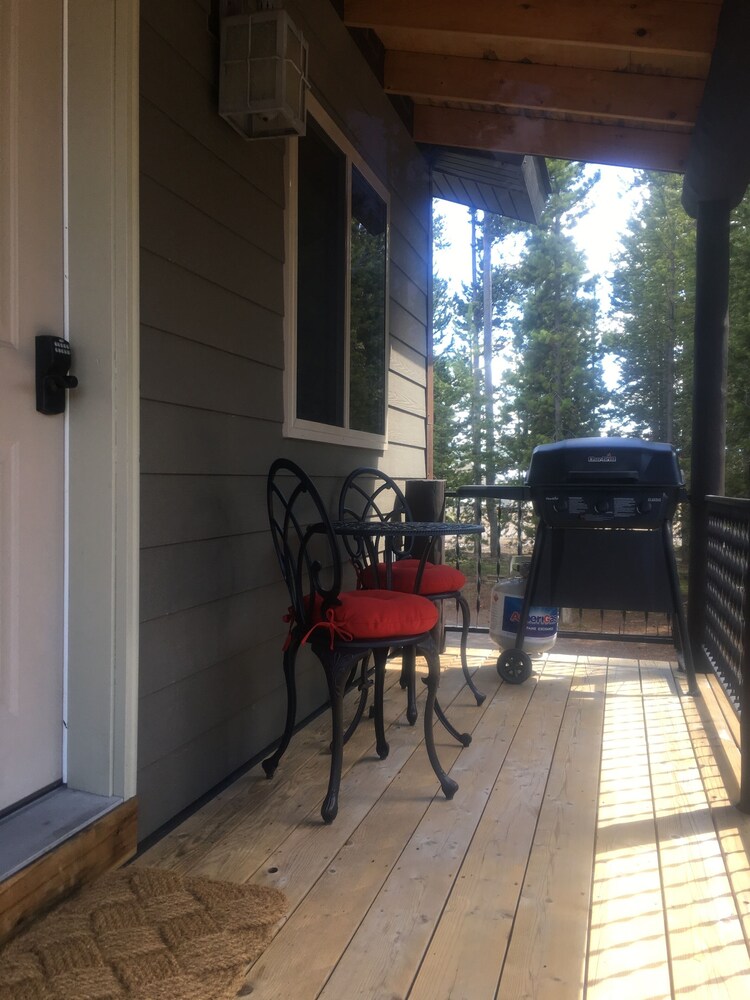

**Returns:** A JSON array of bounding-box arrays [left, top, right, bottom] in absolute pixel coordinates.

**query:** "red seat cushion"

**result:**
[[303, 589, 438, 646], [360, 559, 466, 595]]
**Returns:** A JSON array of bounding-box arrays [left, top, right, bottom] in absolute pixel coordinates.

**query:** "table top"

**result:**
[[332, 519, 483, 538]]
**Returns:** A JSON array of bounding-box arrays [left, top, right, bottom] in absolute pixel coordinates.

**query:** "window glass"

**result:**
[[349, 166, 387, 435], [296, 118, 346, 426], [289, 106, 389, 444]]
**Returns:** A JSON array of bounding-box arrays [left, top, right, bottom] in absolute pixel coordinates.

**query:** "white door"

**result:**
[[0, 0, 66, 812]]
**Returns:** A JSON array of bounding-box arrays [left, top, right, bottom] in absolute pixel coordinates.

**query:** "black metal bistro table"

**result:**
[[332, 519, 483, 741], [332, 518, 483, 582]]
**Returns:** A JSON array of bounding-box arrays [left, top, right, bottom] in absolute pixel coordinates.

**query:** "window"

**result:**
[[285, 97, 389, 446]]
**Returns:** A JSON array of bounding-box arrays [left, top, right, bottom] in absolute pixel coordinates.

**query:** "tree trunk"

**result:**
[[470, 211, 482, 484], [482, 218, 499, 559]]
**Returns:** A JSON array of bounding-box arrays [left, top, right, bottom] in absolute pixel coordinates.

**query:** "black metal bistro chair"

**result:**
[[338, 468, 485, 713], [265, 459, 459, 823]]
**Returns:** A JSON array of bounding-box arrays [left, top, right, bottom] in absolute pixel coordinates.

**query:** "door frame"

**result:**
[[64, 0, 139, 801]]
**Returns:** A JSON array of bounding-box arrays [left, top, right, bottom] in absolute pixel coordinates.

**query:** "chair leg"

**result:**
[[398, 646, 409, 689], [372, 648, 390, 760], [401, 644, 418, 725], [262, 636, 299, 779], [321, 654, 354, 824], [406, 641, 472, 746], [343, 653, 372, 746], [419, 636, 459, 801], [434, 697, 472, 747], [457, 594, 485, 705]]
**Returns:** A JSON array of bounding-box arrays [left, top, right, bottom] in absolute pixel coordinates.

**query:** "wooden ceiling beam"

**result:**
[[385, 50, 703, 127], [345, 1, 720, 56], [372, 28, 711, 79], [413, 105, 691, 172]]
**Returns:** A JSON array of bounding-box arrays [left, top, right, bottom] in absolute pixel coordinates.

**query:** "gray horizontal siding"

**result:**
[[390, 339, 428, 388], [140, 250, 283, 366], [141, 0, 216, 83], [139, 635, 321, 770], [140, 15, 284, 202], [379, 443, 431, 479], [140, 474, 267, 548], [138, 0, 431, 840], [390, 227, 429, 297], [388, 371, 427, 418], [390, 263, 428, 326], [141, 400, 394, 477], [140, 532, 273, 622], [140, 98, 286, 262], [136, 649, 327, 836], [140, 327, 282, 417], [390, 300, 430, 356], [139, 585, 288, 699], [388, 409, 430, 449], [140, 177, 283, 313]]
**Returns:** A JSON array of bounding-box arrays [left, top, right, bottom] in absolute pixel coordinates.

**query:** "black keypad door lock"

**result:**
[[35, 335, 79, 415]]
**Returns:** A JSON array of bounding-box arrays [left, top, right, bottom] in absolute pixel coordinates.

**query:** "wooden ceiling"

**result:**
[[343, 0, 724, 174]]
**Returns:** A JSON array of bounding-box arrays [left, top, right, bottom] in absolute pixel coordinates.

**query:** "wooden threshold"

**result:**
[[0, 796, 137, 944]]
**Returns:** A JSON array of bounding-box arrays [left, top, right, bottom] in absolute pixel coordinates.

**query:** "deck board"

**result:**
[[319, 662, 545, 1000], [408, 659, 567, 1000], [677, 673, 750, 979], [497, 656, 607, 1000], [586, 660, 671, 1000], [643, 664, 750, 997], [136, 641, 750, 999]]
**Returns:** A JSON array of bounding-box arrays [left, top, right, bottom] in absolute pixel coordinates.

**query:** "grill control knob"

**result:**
[[637, 499, 653, 515], [594, 499, 610, 514]]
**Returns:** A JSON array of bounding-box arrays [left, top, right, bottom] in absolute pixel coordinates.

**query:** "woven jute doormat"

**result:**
[[0, 866, 287, 1000]]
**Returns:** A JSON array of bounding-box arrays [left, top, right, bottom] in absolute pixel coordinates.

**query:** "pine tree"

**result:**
[[503, 160, 606, 477], [432, 207, 519, 493], [608, 172, 695, 467], [432, 208, 474, 484]]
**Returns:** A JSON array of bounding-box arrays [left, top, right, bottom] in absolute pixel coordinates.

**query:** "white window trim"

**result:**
[[283, 94, 390, 449]]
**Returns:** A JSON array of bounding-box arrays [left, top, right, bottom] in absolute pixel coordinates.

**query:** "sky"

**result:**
[[433, 164, 643, 296], [432, 163, 645, 390]]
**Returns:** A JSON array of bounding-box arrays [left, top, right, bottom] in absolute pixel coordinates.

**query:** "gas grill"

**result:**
[[526, 437, 684, 529], [459, 437, 698, 692]]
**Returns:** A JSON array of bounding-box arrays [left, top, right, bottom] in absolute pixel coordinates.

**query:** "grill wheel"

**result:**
[[497, 648, 533, 684]]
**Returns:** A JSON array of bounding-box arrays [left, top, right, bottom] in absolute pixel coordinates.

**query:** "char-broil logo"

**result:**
[[588, 452, 617, 463]]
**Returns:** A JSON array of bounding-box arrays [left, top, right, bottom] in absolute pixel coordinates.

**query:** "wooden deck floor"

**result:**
[[137, 640, 750, 999]]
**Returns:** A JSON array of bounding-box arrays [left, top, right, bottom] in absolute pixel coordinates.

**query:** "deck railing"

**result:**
[[703, 497, 750, 703], [702, 495, 750, 810]]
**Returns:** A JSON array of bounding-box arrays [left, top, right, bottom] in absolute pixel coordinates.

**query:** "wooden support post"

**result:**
[[687, 199, 730, 666], [405, 479, 446, 552]]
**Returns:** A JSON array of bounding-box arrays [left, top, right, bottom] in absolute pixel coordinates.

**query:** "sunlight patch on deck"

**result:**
[[587, 659, 670, 1000], [644, 663, 750, 996]]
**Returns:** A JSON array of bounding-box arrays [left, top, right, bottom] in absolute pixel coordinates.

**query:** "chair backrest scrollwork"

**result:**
[[267, 459, 342, 630], [338, 467, 415, 574]]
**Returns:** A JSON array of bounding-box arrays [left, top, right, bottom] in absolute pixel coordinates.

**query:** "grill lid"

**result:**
[[526, 437, 684, 487]]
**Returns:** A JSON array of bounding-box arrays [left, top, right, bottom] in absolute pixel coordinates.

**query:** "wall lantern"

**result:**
[[219, 0, 309, 140]]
